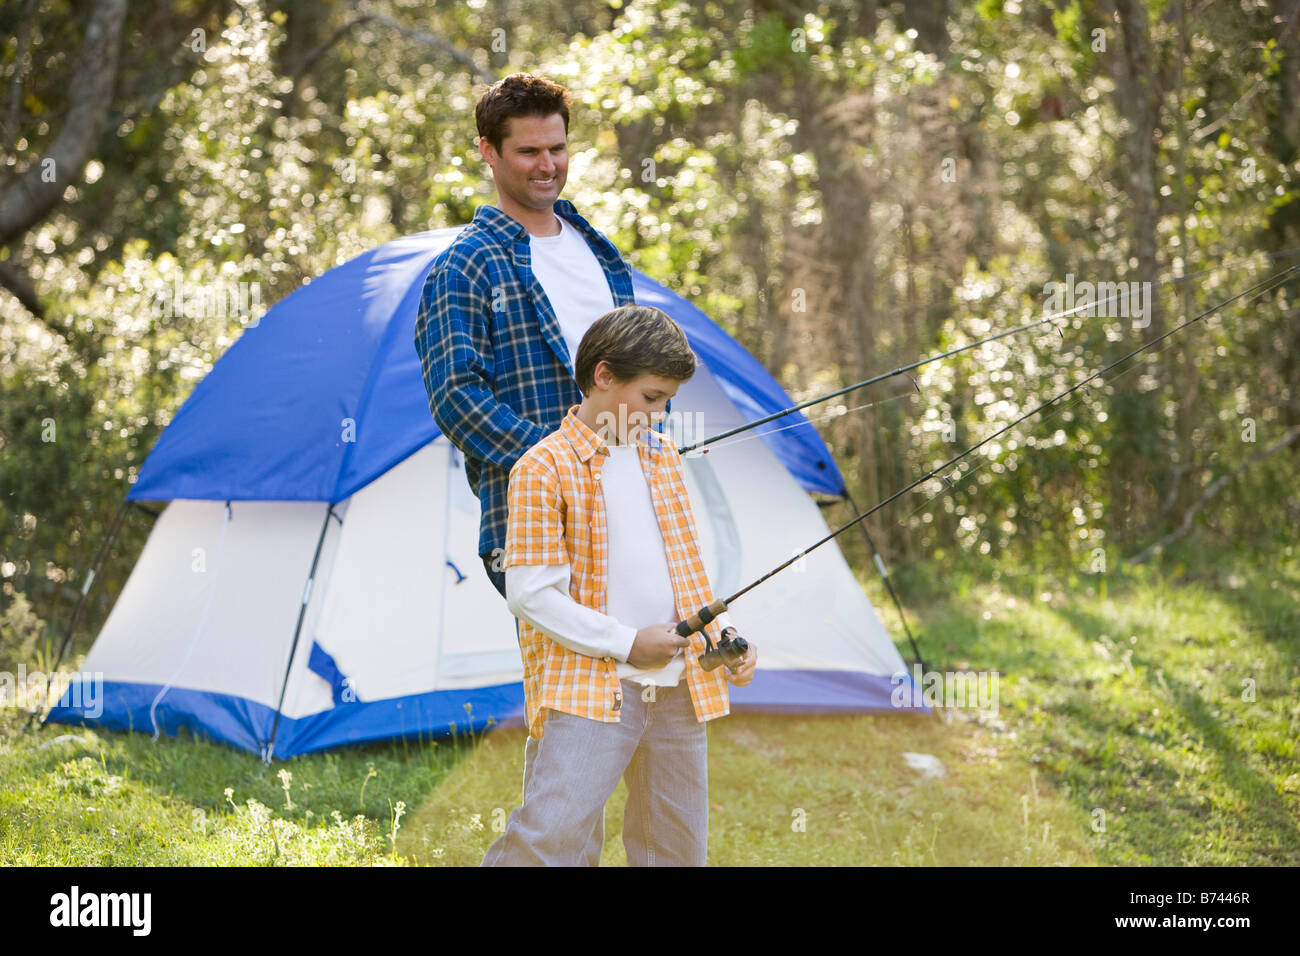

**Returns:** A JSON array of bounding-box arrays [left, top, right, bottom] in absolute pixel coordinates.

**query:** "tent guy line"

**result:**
[[676, 246, 1300, 457], [838, 489, 927, 672], [672, 262, 1300, 642]]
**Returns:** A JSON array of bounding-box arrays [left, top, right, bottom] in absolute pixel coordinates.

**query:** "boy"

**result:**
[[481, 304, 757, 867]]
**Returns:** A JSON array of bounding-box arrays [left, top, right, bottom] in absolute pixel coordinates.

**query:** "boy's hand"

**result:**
[[627, 623, 689, 669], [724, 637, 757, 686]]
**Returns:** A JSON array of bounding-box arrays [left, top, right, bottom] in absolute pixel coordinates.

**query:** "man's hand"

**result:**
[[627, 623, 689, 669], [724, 636, 757, 686]]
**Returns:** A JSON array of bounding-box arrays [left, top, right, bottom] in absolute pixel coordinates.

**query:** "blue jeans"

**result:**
[[481, 679, 710, 866]]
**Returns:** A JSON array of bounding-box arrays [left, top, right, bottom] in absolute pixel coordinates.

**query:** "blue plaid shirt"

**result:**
[[415, 199, 659, 563]]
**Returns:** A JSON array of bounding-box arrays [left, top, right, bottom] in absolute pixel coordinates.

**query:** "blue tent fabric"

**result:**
[[307, 640, 359, 706], [127, 225, 844, 504]]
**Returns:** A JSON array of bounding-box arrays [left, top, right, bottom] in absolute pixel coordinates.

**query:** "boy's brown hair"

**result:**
[[574, 305, 696, 395], [475, 73, 572, 154]]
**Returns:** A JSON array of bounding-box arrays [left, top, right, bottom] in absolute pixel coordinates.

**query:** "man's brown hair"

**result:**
[[475, 73, 572, 154], [574, 305, 696, 395]]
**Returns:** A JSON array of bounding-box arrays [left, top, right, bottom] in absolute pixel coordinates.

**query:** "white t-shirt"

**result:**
[[601, 441, 685, 684], [527, 213, 616, 372]]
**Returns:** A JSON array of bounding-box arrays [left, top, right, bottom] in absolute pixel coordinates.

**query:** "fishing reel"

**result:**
[[675, 600, 749, 672], [699, 626, 749, 673]]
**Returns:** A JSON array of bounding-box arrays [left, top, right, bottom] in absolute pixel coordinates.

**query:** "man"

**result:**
[[413, 72, 669, 597]]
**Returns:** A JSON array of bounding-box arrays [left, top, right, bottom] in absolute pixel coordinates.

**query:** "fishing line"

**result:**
[[681, 389, 915, 458], [898, 316, 1196, 528]]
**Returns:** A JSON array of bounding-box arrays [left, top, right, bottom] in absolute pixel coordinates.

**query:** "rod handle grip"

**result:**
[[676, 599, 727, 637]]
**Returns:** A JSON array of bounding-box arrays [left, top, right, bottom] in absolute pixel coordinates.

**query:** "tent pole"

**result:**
[[263, 504, 334, 763]]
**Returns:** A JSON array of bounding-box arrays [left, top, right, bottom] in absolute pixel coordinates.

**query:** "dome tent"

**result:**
[[46, 224, 924, 760]]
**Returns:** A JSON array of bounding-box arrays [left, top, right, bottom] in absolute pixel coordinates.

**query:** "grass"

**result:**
[[873, 538, 1300, 866], [1, 541, 1296, 865]]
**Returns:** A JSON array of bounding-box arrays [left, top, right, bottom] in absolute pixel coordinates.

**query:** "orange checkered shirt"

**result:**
[[502, 403, 731, 740]]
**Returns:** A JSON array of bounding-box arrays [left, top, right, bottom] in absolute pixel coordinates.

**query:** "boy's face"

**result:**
[[589, 364, 680, 444]]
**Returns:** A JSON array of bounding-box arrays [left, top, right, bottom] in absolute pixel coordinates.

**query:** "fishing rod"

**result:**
[[685, 262, 1300, 672], [678, 246, 1300, 457]]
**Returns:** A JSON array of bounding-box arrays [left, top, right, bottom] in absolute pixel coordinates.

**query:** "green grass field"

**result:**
[[2, 542, 1296, 866]]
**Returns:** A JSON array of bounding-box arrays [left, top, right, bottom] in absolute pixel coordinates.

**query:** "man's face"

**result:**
[[479, 113, 568, 213]]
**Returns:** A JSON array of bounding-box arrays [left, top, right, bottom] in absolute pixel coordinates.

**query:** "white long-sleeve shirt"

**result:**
[[505, 440, 734, 686]]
